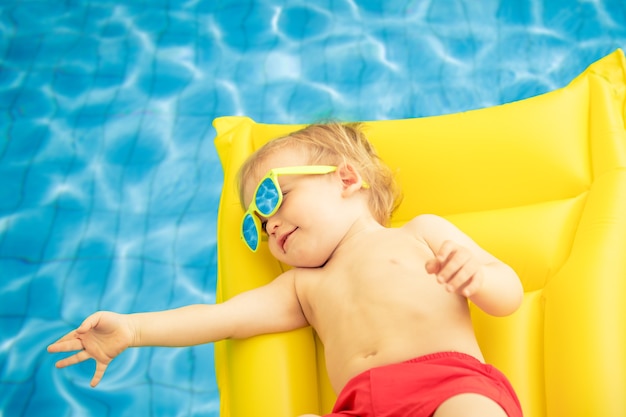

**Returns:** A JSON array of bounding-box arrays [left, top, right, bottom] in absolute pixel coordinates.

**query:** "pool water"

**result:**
[[1, 1, 624, 416]]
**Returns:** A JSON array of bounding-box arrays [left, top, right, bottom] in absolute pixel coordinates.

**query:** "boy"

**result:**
[[49, 122, 524, 417]]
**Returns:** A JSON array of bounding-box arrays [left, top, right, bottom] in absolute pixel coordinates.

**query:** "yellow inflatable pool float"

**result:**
[[213, 49, 626, 417]]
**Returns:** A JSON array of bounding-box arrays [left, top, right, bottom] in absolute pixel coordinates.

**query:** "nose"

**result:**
[[265, 215, 281, 235]]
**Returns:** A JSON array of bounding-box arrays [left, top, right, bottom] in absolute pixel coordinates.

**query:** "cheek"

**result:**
[[299, 186, 340, 215]]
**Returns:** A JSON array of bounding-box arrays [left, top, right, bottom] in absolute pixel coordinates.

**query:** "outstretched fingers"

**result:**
[[54, 349, 91, 369], [55, 352, 109, 388], [51, 346, 109, 387], [47, 337, 84, 354], [47, 316, 97, 351], [90, 362, 109, 387], [47, 312, 118, 388]]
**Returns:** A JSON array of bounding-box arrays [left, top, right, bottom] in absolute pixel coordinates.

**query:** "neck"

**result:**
[[327, 215, 385, 262]]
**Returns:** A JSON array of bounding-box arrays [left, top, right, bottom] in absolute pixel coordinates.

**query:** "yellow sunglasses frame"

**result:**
[[240, 165, 338, 252]]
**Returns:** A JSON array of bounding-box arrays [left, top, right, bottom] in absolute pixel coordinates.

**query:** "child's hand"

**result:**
[[425, 240, 484, 298], [47, 311, 135, 387]]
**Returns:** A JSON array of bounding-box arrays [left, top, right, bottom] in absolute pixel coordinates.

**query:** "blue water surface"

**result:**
[[1, 1, 625, 416]]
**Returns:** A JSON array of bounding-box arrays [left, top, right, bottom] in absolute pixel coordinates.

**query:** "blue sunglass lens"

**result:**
[[242, 214, 259, 251], [255, 177, 280, 216]]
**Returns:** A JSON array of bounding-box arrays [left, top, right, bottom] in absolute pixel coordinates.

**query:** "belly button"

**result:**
[[364, 351, 378, 359]]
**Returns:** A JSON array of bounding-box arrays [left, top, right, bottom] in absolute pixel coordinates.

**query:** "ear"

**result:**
[[336, 162, 365, 197]]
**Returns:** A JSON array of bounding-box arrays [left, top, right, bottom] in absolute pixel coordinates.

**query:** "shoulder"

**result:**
[[259, 269, 300, 298], [276, 267, 316, 291], [403, 214, 468, 250], [273, 268, 298, 286], [404, 213, 452, 234]]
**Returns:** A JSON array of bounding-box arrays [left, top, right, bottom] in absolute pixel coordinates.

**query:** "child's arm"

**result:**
[[131, 269, 308, 345], [407, 214, 523, 317], [48, 270, 307, 386]]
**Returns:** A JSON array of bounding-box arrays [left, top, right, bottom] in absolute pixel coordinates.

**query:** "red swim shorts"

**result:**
[[325, 351, 522, 417]]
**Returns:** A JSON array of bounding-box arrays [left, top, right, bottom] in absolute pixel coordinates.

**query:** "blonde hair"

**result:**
[[237, 122, 403, 225]]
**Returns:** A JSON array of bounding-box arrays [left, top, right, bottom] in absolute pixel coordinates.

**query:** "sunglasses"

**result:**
[[240, 165, 340, 252]]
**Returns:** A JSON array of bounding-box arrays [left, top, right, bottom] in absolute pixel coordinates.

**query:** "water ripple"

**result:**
[[1, 0, 625, 416]]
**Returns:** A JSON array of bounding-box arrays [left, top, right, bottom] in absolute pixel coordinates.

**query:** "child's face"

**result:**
[[242, 147, 355, 268]]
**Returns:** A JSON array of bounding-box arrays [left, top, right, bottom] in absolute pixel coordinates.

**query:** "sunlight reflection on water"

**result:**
[[1, 0, 625, 416]]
